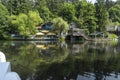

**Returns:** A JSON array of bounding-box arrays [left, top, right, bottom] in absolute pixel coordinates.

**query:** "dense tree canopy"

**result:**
[[0, 3, 9, 39], [58, 3, 76, 23], [10, 11, 43, 37], [0, 0, 120, 39], [109, 4, 120, 25], [1, 0, 33, 15], [35, 0, 54, 22], [75, 1, 97, 33], [52, 17, 69, 36], [95, 0, 109, 32]]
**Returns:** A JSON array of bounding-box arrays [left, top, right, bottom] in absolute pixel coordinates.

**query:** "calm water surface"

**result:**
[[1, 40, 120, 80]]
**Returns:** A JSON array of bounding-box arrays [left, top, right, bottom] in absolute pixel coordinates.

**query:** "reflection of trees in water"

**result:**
[[34, 55, 120, 80], [0, 41, 69, 80], [34, 41, 120, 80], [67, 41, 89, 54], [67, 41, 119, 57], [0, 41, 120, 80], [39, 47, 69, 63], [116, 40, 120, 53], [0, 41, 39, 79], [34, 57, 76, 80]]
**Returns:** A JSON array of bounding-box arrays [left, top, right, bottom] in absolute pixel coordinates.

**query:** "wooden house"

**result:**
[[66, 28, 88, 41]]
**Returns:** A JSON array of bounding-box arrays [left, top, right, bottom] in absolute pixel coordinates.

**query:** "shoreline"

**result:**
[[88, 38, 118, 41]]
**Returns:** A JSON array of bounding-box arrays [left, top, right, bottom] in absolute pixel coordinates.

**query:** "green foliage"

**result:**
[[19, 0, 33, 14], [1, 0, 33, 15], [105, 0, 115, 9], [10, 11, 43, 37], [0, 3, 9, 39], [109, 4, 120, 25], [116, 0, 120, 4], [40, 7, 53, 21], [52, 17, 69, 36], [75, 1, 97, 33], [95, 0, 109, 32], [58, 3, 76, 23], [108, 33, 118, 39], [46, 0, 64, 14], [8, 15, 18, 34], [28, 11, 43, 34], [1, 0, 120, 39], [35, 0, 54, 22]]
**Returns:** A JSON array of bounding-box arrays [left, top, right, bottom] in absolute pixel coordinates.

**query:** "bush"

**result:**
[[108, 34, 118, 39]]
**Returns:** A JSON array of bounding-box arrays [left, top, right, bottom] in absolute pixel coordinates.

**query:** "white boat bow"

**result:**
[[0, 51, 21, 80]]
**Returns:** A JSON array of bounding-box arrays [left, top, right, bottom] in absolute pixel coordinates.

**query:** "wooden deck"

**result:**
[[66, 28, 89, 41]]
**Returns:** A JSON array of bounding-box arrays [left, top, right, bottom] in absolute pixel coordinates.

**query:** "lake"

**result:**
[[1, 40, 120, 80]]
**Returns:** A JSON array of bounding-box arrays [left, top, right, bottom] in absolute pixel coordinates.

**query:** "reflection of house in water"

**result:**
[[67, 41, 119, 55], [31, 41, 59, 55], [88, 41, 118, 54], [67, 41, 88, 54], [31, 41, 58, 50]]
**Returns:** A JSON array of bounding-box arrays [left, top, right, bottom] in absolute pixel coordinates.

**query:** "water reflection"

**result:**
[[0, 40, 120, 80]]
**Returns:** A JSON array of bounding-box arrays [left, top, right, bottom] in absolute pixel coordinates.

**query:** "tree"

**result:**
[[116, 0, 120, 4], [10, 11, 43, 37], [27, 11, 43, 35], [52, 17, 69, 37], [109, 4, 120, 25], [1, 0, 34, 15], [85, 3, 98, 33], [75, 1, 97, 33], [105, 0, 115, 10], [8, 15, 18, 34], [46, 0, 65, 14], [1, 0, 20, 15], [34, 0, 54, 22], [58, 3, 76, 23], [19, 0, 33, 14], [95, 0, 109, 32], [0, 3, 9, 39]]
